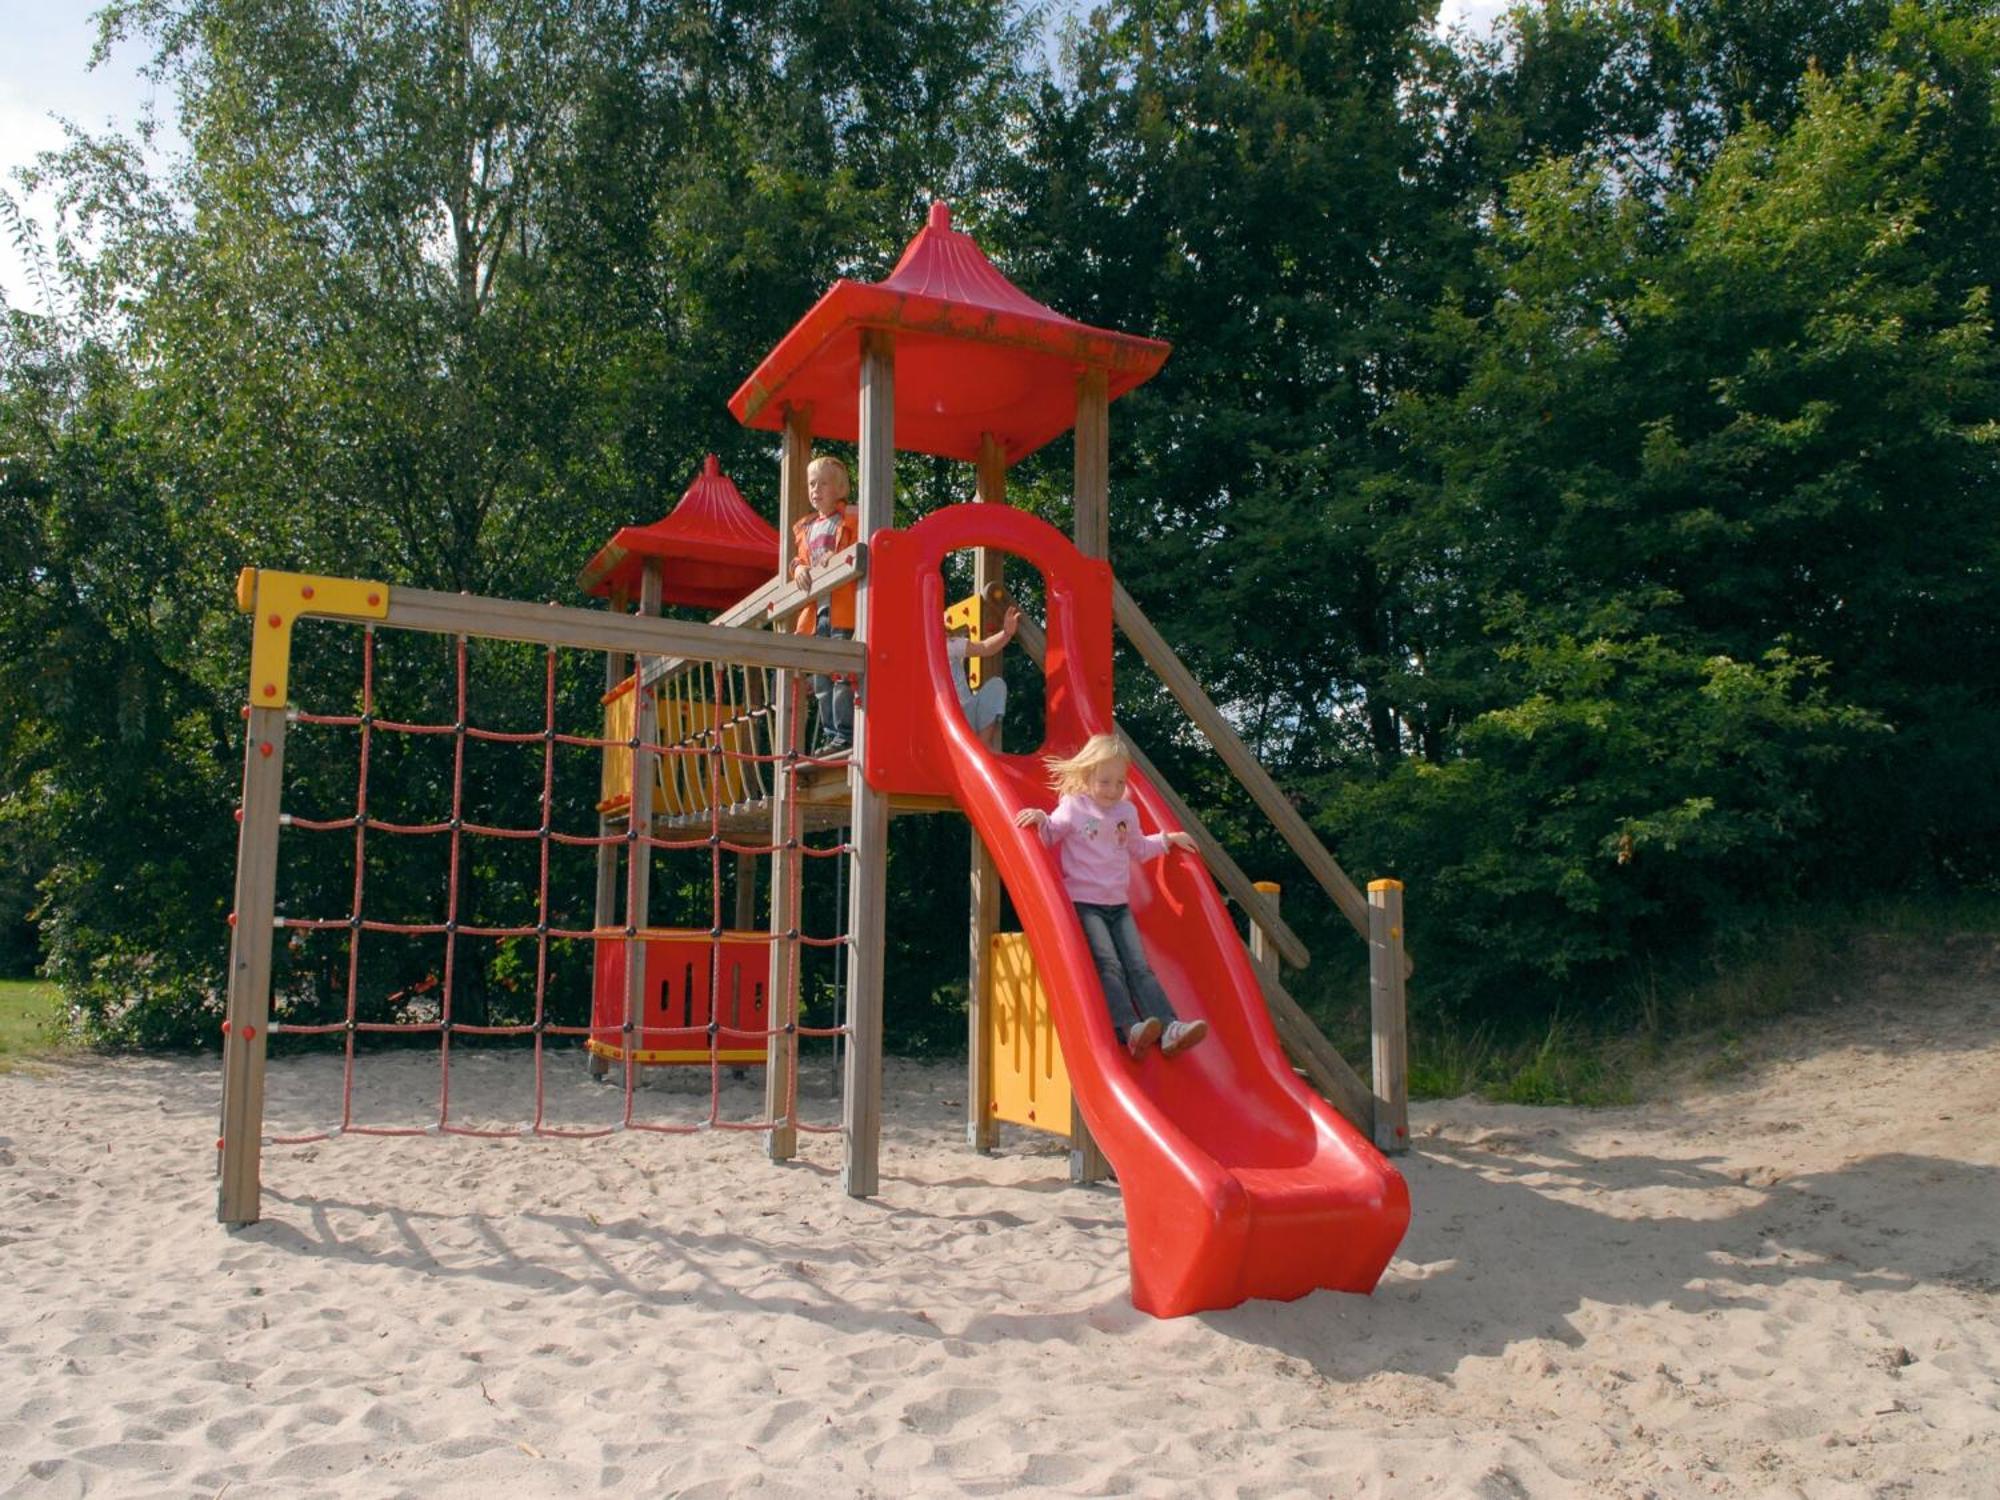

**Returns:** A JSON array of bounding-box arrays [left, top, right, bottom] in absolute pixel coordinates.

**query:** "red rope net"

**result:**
[[258, 628, 854, 1146]]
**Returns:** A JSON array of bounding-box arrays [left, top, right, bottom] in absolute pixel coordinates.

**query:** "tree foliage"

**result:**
[[2, 0, 1995, 1051]]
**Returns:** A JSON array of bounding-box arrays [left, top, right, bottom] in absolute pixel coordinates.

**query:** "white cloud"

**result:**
[[0, 11, 172, 312]]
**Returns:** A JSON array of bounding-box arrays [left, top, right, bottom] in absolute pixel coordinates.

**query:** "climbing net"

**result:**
[[250, 624, 856, 1145]]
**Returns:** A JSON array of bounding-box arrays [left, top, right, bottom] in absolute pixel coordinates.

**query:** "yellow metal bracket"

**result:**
[[235, 568, 391, 707]]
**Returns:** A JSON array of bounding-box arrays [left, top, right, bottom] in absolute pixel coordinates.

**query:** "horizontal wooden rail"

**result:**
[[384, 586, 865, 677], [1111, 581, 1372, 943], [1013, 615, 1309, 970]]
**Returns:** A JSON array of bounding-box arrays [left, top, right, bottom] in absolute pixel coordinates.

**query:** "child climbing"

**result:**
[[790, 455, 859, 754], [1014, 733, 1211, 1060], [948, 604, 1020, 747]]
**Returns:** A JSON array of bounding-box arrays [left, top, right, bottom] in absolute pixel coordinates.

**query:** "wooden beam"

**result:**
[[621, 560, 664, 1093], [968, 430, 1004, 1153], [968, 843, 999, 1153], [1111, 581, 1373, 943], [779, 404, 811, 542], [595, 612, 629, 917], [1256, 964, 1375, 1134], [380, 584, 863, 677], [975, 431, 1006, 506], [1073, 368, 1109, 560], [766, 404, 811, 1160], [842, 329, 894, 1198], [1368, 880, 1410, 1155], [764, 661, 802, 1160], [1012, 614, 1309, 970], [218, 704, 288, 1226]]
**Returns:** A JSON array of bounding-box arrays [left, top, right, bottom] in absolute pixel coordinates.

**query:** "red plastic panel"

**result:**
[[590, 933, 769, 1063]]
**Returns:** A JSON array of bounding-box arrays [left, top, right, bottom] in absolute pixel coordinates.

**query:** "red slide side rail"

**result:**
[[866, 506, 1409, 1316]]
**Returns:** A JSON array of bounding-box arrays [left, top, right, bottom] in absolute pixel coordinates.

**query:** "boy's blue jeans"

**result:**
[[1074, 901, 1179, 1036], [811, 606, 853, 743]]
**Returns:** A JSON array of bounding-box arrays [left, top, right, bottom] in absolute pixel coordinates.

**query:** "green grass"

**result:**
[[0, 978, 67, 1068]]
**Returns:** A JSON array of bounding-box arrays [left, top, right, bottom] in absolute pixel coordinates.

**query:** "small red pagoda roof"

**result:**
[[579, 455, 780, 609], [728, 202, 1170, 465]]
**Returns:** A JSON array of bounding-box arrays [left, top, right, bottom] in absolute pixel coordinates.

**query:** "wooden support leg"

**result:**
[[842, 328, 894, 1198], [218, 706, 288, 1227], [765, 672, 801, 1161], [1368, 879, 1410, 1155], [968, 837, 998, 1152]]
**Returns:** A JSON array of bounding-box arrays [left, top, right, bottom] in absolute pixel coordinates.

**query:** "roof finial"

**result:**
[[703, 453, 719, 477], [928, 200, 951, 232]]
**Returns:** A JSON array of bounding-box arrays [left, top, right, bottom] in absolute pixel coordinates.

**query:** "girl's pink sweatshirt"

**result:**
[[1035, 793, 1171, 906]]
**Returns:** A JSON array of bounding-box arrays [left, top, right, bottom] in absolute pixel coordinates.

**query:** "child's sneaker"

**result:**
[[1126, 1018, 1163, 1059], [1161, 1019, 1209, 1057]]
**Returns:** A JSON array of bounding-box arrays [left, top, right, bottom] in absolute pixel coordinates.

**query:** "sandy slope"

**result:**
[[1, 942, 1995, 1498]]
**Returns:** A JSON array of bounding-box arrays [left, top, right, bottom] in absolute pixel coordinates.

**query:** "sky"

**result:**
[[0, 0, 1510, 314]]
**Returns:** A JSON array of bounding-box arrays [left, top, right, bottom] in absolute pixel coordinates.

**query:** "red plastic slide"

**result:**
[[866, 506, 1410, 1317]]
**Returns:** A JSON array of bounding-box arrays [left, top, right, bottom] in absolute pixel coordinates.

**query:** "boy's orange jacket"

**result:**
[[791, 506, 860, 634]]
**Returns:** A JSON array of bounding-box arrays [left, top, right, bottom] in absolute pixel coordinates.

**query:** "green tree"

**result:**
[[5, 0, 1041, 1044], [1365, 8, 2000, 1011]]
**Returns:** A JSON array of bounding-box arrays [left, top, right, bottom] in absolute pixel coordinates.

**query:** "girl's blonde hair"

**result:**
[[806, 454, 850, 498], [1043, 733, 1132, 797]]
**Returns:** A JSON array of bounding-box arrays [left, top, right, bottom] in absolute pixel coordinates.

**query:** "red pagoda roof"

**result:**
[[579, 455, 780, 609], [728, 202, 1170, 465]]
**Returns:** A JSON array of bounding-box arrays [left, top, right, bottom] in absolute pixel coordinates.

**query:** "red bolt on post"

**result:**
[[215, 1137, 225, 1151], [267, 614, 283, 629], [259, 742, 274, 757], [262, 684, 278, 699], [227, 912, 238, 927], [221, 1019, 231, 1034], [242, 1026, 256, 1040], [300, 585, 315, 600], [234, 808, 243, 823], [367, 592, 382, 607]]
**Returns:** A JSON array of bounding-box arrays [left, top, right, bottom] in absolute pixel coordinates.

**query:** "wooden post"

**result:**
[[595, 588, 631, 933], [218, 705, 289, 1226], [621, 560, 664, 1088], [1068, 393, 1113, 1186], [767, 405, 811, 1160], [1249, 880, 1282, 982], [1368, 879, 1409, 1155], [588, 589, 630, 1081], [843, 331, 894, 1198], [1073, 368, 1109, 562], [967, 432, 1004, 1152]]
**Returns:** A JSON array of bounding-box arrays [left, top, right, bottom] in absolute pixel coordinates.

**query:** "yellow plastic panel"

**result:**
[[987, 932, 1071, 1136], [599, 675, 757, 818]]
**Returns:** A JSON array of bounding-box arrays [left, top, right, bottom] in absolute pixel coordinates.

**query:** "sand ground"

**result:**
[[2, 941, 1996, 1498]]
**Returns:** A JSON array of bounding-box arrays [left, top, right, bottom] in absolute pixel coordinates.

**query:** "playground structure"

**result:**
[[218, 202, 1411, 1316]]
